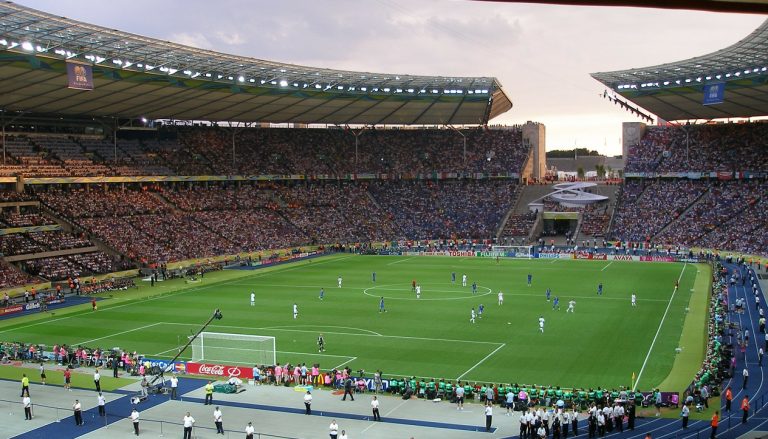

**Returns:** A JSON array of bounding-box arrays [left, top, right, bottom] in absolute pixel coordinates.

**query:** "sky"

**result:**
[[17, 0, 767, 155]]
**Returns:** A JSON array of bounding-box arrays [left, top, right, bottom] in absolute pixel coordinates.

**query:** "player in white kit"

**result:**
[[293, 303, 299, 319], [470, 307, 476, 324], [415, 285, 421, 299], [539, 316, 545, 333], [337, 276, 343, 288], [498, 291, 504, 305], [462, 274, 467, 287], [567, 300, 576, 313], [250, 292, 255, 306], [631, 293, 637, 307]]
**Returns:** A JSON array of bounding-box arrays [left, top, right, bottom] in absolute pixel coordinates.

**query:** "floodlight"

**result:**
[[141, 117, 148, 123], [238, 76, 245, 82], [314, 84, 321, 89], [383, 88, 390, 92], [0, 39, 7, 46], [360, 87, 367, 91], [279, 80, 288, 87], [21, 41, 33, 51]]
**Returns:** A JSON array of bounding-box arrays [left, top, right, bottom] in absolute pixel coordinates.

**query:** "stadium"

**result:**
[[0, 1, 766, 438]]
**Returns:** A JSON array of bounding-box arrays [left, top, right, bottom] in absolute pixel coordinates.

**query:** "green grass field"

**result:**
[[0, 254, 708, 391]]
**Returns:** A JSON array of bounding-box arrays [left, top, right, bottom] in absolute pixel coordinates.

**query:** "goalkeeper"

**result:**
[[318, 333, 325, 352]]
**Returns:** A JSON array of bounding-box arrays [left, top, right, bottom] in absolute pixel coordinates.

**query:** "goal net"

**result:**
[[491, 245, 534, 258], [190, 332, 276, 366]]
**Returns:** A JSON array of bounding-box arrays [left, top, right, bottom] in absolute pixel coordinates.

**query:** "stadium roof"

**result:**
[[480, 0, 768, 14], [591, 18, 768, 121], [0, 2, 512, 125]]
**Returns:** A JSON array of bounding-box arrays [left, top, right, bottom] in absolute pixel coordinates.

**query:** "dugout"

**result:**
[[541, 211, 578, 236]]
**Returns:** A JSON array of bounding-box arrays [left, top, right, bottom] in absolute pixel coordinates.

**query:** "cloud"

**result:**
[[168, 32, 213, 50]]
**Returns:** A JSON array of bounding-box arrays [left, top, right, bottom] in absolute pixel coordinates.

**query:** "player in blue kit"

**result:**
[[552, 296, 560, 310], [527, 273, 533, 287], [546, 288, 551, 302], [597, 282, 603, 296]]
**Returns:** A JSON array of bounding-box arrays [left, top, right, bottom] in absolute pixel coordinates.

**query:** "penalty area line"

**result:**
[[387, 257, 415, 266], [601, 261, 614, 271], [456, 343, 506, 381], [332, 356, 358, 370]]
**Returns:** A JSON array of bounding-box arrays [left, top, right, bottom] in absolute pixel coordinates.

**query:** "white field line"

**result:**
[[387, 256, 414, 266], [632, 263, 687, 391], [196, 345, 354, 359], [259, 325, 382, 336], [0, 254, 352, 336], [332, 356, 358, 370], [550, 259, 559, 264], [456, 343, 506, 381], [504, 293, 668, 302], [73, 322, 164, 346], [601, 261, 614, 271], [158, 321, 502, 345]]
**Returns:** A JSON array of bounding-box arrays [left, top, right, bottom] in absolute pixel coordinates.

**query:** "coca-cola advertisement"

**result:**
[[186, 362, 253, 379]]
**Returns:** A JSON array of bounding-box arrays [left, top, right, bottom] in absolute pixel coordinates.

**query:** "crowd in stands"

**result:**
[[579, 202, 611, 238], [610, 180, 708, 243], [0, 259, 38, 289], [500, 212, 537, 239], [625, 122, 768, 173]]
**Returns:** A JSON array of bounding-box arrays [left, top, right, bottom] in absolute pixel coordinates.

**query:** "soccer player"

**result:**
[[293, 303, 298, 319], [597, 282, 603, 296], [379, 297, 386, 313], [337, 275, 343, 288], [462, 274, 467, 287], [319, 288, 324, 301], [451, 272, 456, 284], [412, 279, 417, 292], [470, 307, 476, 324], [539, 316, 545, 333], [498, 291, 504, 305], [631, 293, 637, 307], [479, 303, 485, 318], [415, 284, 421, 299], [372, 272, 376, 283], [318, 334, 325, 352], [527, 273, 533, 287], [250, 292, 255, 306], [552, 296, 560, 310], [546, 288, 551, 302], [567, 299, 576, 313], [472, 282, 478, 295]]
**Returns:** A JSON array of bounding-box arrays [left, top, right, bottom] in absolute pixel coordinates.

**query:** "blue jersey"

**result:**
[[546, 288, 551, 299], [553, 297, 559, 307], [472, 283, 477, 293], [598, 283, 603, 294], [379, 298, 385, 309], [527, 274, 533, 284], [451, 272, 456, 282], [319, 289, 324, 298], [479, 304, 485, 314]]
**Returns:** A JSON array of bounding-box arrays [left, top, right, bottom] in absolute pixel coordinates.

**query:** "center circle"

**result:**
[[363, 283, 493, 301]]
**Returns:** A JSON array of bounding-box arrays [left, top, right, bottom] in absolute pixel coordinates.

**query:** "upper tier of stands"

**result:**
[[0, 127, 528, 177], [625, 122, 768, 173]]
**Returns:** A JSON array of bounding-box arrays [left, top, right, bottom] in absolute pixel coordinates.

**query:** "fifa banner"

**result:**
[[66, 62, 94, 90], [142, 358, 187, 374], [186, 362, 254, 379], [702, 83, 724, 105]]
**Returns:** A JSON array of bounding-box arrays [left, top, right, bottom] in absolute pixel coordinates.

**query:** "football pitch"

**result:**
[[0, 254, 709, 390]]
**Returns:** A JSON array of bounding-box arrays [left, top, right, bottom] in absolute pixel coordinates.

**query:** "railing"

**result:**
[[0, 397, 301, 439]]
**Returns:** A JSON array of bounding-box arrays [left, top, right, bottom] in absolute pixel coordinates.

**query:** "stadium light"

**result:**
[[238, 76, 245, 82], [0, 39, 7, 46], [314, 84, 321, 89], [279, 80, 288, 87], [8, 41, 18, 49], [383, 88, 390, 92], [20, 41, 33, 51]]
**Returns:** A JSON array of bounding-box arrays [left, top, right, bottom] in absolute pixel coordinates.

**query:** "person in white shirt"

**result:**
[[304, 390, 313, 415], [130, 408, 139, 435], [213, 406, 224, 434], [415, 284, 421, 299], [631, 293, 637, 307], [371, 395, 381, 421], [539, 316, 545, 333], [245, 422, 255, 439], [293, 303, 298, 319], [339, 430, 349, 439], [97, 392, 106, 417], [329, 419, 339, 439], [470, 307, 476, 324], [170, 375, 179, 399], [462, 274, 467, 287], [23, 395, 32, 420], [563, 410, 571, 437], [567, 300, 576, 313], [73, 399, 83, 426], [498, 291, 504, 305], [485, 402, 493, 432], [337, 276, 343, 288], [183, 412, 195, 439], [250, 292, 255, 306], [93, 369, 101, 392]]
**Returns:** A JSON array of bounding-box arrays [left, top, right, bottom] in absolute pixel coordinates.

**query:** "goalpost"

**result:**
[[491, 245, 534, 258], [190, 332, 276, 366]]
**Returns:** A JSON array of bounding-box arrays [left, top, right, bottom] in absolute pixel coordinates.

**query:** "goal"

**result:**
[[491, 245, 534, 258], [190, 332, 276, 366]]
